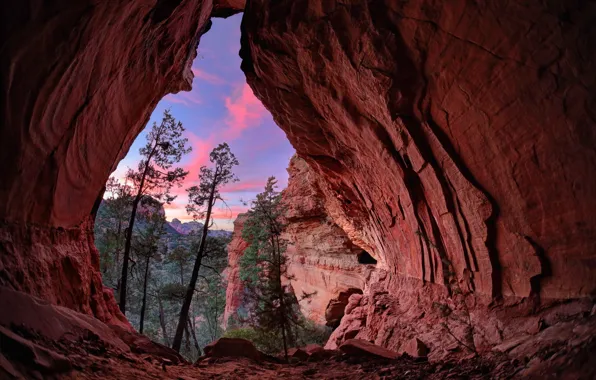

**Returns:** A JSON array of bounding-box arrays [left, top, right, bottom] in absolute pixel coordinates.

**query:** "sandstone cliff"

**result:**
[[240, 0, 596, 356], [224, 156, 377, 327], [223, 214, 249, 327]]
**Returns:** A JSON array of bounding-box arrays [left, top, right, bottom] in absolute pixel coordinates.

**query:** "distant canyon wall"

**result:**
[[223, 156, 375, 328]]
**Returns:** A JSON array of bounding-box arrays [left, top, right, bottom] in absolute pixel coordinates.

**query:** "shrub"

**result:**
[[224, 322, 332, 355]]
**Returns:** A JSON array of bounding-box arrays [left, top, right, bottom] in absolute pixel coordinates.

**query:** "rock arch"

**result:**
[[1, 0, 595, 335]]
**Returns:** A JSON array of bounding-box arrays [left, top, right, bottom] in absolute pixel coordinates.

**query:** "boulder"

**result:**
[[0, 325, 71, 374], [400, 338, 429, 358], [287, 347, 309, 361], [305, 344, 338, 361], [339, 339, 399, 360], [203, 338, 263, 362], [111, 325, 186, 364]]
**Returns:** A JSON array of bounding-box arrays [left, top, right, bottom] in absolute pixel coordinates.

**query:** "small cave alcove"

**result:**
[[357, 250, 377, 265]]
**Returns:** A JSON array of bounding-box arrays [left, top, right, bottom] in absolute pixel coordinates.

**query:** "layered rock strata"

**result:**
[[240, 0, 596, 354], [0, 0, 595, 361], [283, 157, 378, 326]]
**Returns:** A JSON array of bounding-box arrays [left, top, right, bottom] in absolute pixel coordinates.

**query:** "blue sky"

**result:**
[[111, 15, 295, 230]]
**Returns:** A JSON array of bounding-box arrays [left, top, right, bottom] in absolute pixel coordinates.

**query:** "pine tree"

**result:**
[[172, 143, 239, 352], [94, 177, 133, 291], [119, 109, 191, 314], [239, 177, 307, 360]]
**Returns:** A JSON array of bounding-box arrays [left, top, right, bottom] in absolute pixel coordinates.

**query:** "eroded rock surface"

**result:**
[[223, 157, 376, 326], [241, 0, 596, 355], [283, 157, 376, 325], [242, 0, 596, 300], [2, 285, 596, 379], [1, 0, 596, 375]]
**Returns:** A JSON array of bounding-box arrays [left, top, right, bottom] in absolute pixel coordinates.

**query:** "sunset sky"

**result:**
[[111, 15, 295, 230]]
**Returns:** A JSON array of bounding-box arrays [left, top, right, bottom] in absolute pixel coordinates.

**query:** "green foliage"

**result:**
[[159, 282, 187, 301], [186, 143, 239, 221], [127, 109, 192, 204], [238, 177, 313, 359], [223, 327, 281, 354], [96, 175, 231, 361], [119, 109, 192, 314], [94, 177, 133, 291], [223, 322, 332, 355], [296, 321, 333, 347]]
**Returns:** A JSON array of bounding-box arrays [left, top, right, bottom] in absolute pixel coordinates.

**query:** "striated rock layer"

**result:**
[[223, 156, 377, 327], [283, 156, 375, 326], [241, 0, 596, 355]]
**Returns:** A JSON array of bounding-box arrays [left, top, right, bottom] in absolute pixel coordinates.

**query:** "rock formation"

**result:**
[[0, 0, 217, 324], [223, 156, 378, 327], [223, 214, 249, 327], [1, 0, 596, 372], [283, 157, 377, 326], [241, 0, 596, 355]]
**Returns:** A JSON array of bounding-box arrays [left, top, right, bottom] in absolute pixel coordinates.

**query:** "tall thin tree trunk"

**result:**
[[276, 237, 288, 361], [139, 255, 151, 334], [158, 296, 170, 346], [119, 145, 157, 314], [114, 218, 122, 280], [119, 194, 140, 313], [172, 179, 217, 352]]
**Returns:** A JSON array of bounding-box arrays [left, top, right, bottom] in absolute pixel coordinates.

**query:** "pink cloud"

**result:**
[[211, 204, 249, 220], [192, 68, 226, 85], [221, 179, 266, 193], [185, 133, 215, 184], [222, 83, 266, 140]]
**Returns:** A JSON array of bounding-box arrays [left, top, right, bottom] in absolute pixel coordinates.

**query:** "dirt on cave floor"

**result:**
[[1, 286, 595, 380], [6, 320, 596, 380]]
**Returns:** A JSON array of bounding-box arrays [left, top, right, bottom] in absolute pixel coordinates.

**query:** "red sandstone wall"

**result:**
[[241, 0, 596, 302], [283, 156, 373, 325], [1, 0, 595, 349]]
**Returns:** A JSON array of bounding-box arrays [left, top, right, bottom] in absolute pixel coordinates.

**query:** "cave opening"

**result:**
[[357, 250, 377, 265], [93, 13, 295, 361]]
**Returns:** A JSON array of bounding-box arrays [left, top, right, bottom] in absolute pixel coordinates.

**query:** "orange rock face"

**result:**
[[223, 157, 378, 327], [283, 157, 377, 325], [222, 214, 249, 327], [242, 0, 596, 301], [2, 0, 596, 359]]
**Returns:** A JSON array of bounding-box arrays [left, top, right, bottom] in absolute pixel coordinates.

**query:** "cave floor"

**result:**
[[1, 286, 595, 379], [25, 330, 596, 379]]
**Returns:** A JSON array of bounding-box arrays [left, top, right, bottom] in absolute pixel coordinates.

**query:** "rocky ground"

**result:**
[[9, 335, 596, 379], [1, 287, 595, 379], [3, 317, 596, 379]]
